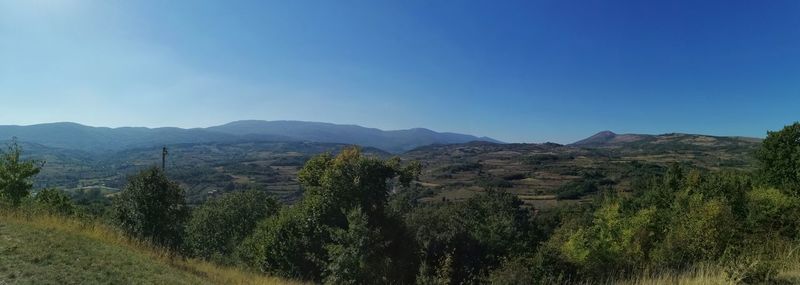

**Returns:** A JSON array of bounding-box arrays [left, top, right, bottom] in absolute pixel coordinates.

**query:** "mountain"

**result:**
[[206, 120, 502, 153], [570, 131, 648, 147], [0, 122, 246, 153], [0, 121, 501, 154], [570, 131, 762, 148]]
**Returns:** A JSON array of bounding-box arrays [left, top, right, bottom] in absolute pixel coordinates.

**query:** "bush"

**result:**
[[32, 188, 75, 216], [757, 122, 800, 193], [0, 140, 41, 206], [238, 203, 325, 279], [559, 201, 657, 278], [651, 195, 737, 269], [556, 181, 599, 200], [185, 190, 278, 263], [407, 191, 533, 283], [111, 167, 188, 249], [488, 257, 540, 285], [745, 187, 798, 237]]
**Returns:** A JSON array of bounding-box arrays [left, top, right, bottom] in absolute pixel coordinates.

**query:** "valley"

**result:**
[[19, 128, 761, 207]]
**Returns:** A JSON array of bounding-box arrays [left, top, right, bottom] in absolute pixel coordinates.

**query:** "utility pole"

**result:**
[[162, 146, 168, 172]]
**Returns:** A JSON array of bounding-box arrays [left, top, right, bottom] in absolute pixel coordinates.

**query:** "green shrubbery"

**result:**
[[110, 167, 188, 249], [31, 188, 76, 216], [185, 190, 278, 263], [0, 140, 41, 207], [239, 148, 421, 283]]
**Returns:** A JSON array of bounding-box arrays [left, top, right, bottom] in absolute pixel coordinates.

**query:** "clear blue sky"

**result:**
[[1, 0, 798, 143]]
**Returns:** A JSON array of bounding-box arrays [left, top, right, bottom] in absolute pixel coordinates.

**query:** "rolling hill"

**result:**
[[405, 132, 762, 207]]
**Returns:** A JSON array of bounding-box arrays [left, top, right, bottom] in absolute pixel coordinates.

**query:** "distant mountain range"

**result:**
[[0, 121, 502, 153]]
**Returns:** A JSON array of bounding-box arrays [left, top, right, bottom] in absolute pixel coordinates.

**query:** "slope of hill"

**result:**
[[0, 121, 500, 154], [0, 212, 302, 285], [570, 131, 647, 147], [404, 134, 761, 207]]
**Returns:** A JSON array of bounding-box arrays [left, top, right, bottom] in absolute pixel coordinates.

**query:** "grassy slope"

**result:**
[[0, 213, 303, 285]]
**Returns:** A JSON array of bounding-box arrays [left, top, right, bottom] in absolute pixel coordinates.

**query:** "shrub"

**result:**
[[745, 187, 798, 237], [757, 122, 800, 194], [111, 167, 188, 249], [559, 201, 657, 278], [556, 181, 599, 200], [185, 190, 278, 263], [0, 140, 41, 206], [238, 203, 326, 279], [407, 191, 533, 283], [651, 195, 737, 269], [32, 188, 75, 216]]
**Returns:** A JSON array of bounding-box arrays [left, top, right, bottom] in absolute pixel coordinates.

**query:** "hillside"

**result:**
[[0, 212, 302, 285], [0, 121, 499, 154], [405, 133, 761, 207]]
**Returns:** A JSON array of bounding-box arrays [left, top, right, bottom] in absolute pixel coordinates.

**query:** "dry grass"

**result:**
[[0, 210, 306, 285], [615, 266, 734, 285]]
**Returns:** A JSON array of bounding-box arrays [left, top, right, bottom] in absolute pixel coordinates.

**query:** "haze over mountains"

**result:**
[[0, 120, 501, 154]]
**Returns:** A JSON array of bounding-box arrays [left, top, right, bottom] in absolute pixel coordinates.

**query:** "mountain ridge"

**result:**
[[0, 120, 501, 154]]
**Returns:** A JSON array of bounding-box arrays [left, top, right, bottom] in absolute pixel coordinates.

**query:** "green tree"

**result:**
[[745, 187, 799, 237], [241, 147, 420, 282], [324, 207, 382, 285], [0, 139, 41, 206], [407, 190, 533, 284], [185, 190, 278, 262], [111, 167, 188, 249], [757, 122, 800, 194]]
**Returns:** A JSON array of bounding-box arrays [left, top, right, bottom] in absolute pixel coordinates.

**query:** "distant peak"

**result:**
[[570, 130, 618, 146], [594, 130, 617, 137]]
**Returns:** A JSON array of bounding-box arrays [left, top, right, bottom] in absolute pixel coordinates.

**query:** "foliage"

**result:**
[[32, 188, 75, 216], [111, 167, 188, 249], [555, 172, 614, 200], [323, 207, 387, 285], [407, 190, 533, 284], [757, 122, 800, 194], [0, 139, 41, 206], [185, 190, 278, 263], [745, 187, 799, 237], [242, 147, 420, 282]]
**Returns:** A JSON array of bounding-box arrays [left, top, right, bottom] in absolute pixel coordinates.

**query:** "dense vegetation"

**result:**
[[1, 123, 799, 284]]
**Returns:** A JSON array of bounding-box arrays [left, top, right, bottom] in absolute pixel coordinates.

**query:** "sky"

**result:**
[[1, 0, 798, 143]]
